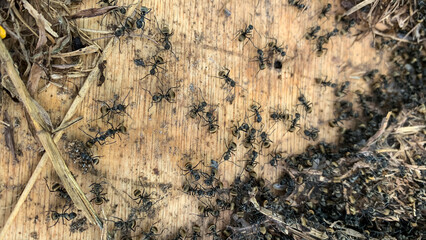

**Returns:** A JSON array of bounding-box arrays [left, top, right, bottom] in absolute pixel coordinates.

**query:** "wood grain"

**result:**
[[0, 0, 388, 239]]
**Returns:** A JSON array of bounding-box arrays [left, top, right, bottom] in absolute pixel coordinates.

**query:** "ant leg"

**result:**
[[48, 218, 60, 228]]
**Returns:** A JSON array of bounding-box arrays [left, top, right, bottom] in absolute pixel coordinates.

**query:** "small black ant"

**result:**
[[258, 125, 273, 149], [205, 181, 223, 197], [97, 0, 117, 6], [335, 81, 350, 97], [141, 224, 164, 240], [47, 205, 77, 228], [217, 68, 236, 89], [179, 161, 203, 181], [249, 101, 263, 123], [268, 150, 284, 167], [156, 19, 177, 57], [288, 113, 301, 132], [288, 0, 307, 10], [105, 216, 137, 232], [303, 127, 319, 141], [234, 24, 254, 45], [45, 178, 71, 203], [198, 201, 220, 218], [202, 107, 219, 133], [315, 76, 336, 89], [89, 182, 108, 205], [267, 38, 286, 56], [231, 119, 250, 139], [207, 224, 221, 240], [297, 91, 313, 113], [251, 48, 267, 71], [141, 86, 178, 111], [319, 3, 332, 19], [215, 198, 234, 211], [93, 91, 131, 122], [188, 90, 208, 119], [305, 26, 320, 40], [222, 141, 237, 161], [243, 127, 257, 149], [83, 123, 127, 148], [270, 106, 291, 123], [97, 60, 107, 87], [136, 6, 151, 30], [141, 55, 166, 81], [190, 224, 202, 240]]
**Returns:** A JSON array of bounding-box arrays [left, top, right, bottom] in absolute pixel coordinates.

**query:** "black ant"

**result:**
[[216, 198, 234, 211], [231, 119, 250, 139], [89, 182, 108, 205], [252, 48, 267, 73], [179, 161, 203, 181], [67, 140, 100, 173], [258, 125, 273, 149], [203, 159, 219, 186], [243, 127, 257, 149], [305, 25, 321, 40], [249, 101, 263, 123], [198, 201, 220, 218], [136, 6, 151, 30], [97, 60, 107, 86], [242, 150, 259, 172], [171, 228, 187, 240], [156, 19, 177, 58], [217, 68, 236, 89], [45, 178, 71, 203], [83, 123, 127, 148], [202, 107, 219, 134], [288, 0, 307, 10], [97, 0, 117, 6], [141, 55, 166, 81], [190, 224, 202, 240], [234, 24, 254, 45], [270, 106, 291, 123], [182, 182, 207, 197], [47, 205, 77, 228], [335, 81, 350, 97], [288, 113, 301, 132], [303, 127, 319, 141], [315, 76, 336, 89], [297, 91, 313, 113], [188, 89, 208, 119], [134, 58, 145, 67], [105, 216, 137, 232], [207, 224, 221, 240], [141, 86, 178, 111], [268, 150, 284, 167], [267, 38, 286, 57], [319, 3, 332, 19], [93, 91, 131, 122], [141, 224, 164, 240], [126, 179, 155, 211], [114, 17, 133, 38], [222, 141, 237, 161], [205, 181, 223, 197], [316, 40, 328, 57]]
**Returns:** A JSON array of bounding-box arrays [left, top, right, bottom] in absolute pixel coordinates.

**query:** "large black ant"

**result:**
[[305, 25, 321, 40], [188, 89, 208, 119], [141, 224, 164, 240], [288, 0, 307, 10], [243, 127, 257, 149], [297, 91, 313, 113], [251, 48, 267, 72], [270, 106, 291, 123], [205, 181, 223, 197], [335, 81, 350, 97], [319, 3, 332, 19], [141, 85, 178, 111], [190, 224, 202, 239], [202, 107, 219, 133], [267, 38, 286, 57], [288, 113, 301, 132], [45, 178, 71, 203], [234, 24, 254, 44], [215, 198, 234, 211], [114, 17, 134, 38], [217, 68, 236, 89], [141, 55, 166, 81], [47, 205, 77, 228], [231, 119, 250, 139], [156, 19, 177, 58], [93, 91, 131, 122], [136, 6, 151, 30], [105, 216, 137, 232], [89, 182, 108, 205], [207, 224, 221, 240], [83, 123, 127, 148], [315, 76, 336, 89], [182, 182, 207, 197], [198, 201, 220, 218], [258, 125, 273, 149], [241, 150, 259, 172], [222, 141, 237, 161], [179, 161, 203, 181], [249, 101, 263, 123], [303, 127, 319, 141], [203, 160, 219, 186], [268, 150, 284, 167]]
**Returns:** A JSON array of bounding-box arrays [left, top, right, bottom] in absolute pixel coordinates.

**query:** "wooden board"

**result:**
[[0, 0, 388, 239]]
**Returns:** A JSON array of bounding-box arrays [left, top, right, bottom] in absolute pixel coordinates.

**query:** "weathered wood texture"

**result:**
[[0, 0, 387, 239]]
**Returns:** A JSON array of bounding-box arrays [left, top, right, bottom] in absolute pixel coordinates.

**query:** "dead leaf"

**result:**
[[68, 6, 119, 20], [26, 63, 44, 96], [32, 99, 54, 132], [51, 45, 100, 58], [22, 0, 59, 38], [3, 112, 19, 163]]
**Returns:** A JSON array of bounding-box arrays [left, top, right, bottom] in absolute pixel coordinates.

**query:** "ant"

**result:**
[[84, 122, 127, 148], [251, 48, 267, 71], [134, 58, 145, 67], [234, 24, 254, 45], [249, 101, 263, 123], [105, 216, 137, 232], [288, 113, 301, 132], [136, 6, 151, 30], [267, 38, 286, 57], [243, 127, 257, 149], [207, 224, 221, 240], [89, 182, 108, 205], [156, 19, 177, 58], [182, 182, 207, 197], [315, 76, 336, 89], [179, 161, 203, 181], [268, 150, 284, 167], [216, 198, 234, 211], [319, 3, 332, 19], [222, 141, 237, 161], [97, 60, 107, 86], [203, 159, 219, 186], [316, 40, 328, 57], [258, 125, 273, 149], [141, 86, 178, 111], [335, 81, 350, 97], [202, 108, 219, 134], [47, 205, 77, 228], [217, 68, 236, 89], [241, 150, 259, 172], [97, 0, 117, 6], [93, 91, 131, 122], [270, 106, 291, 123], [171, 228, 187, 240], [141, 55, 166, 81], [114, 17, 134, 38], [297, 90, 313, 113], [198, 201, 220, 218], [303, 127, 319, 141], [45, 178, 71, 203], [288, 0, 307, 10], [141, 224, 164, 240], [190, 224, 202, 240], [205, 181, 223, 197], [305, 25, 320, 40], [188, 89, 208, 119], [231, 119, 250, 139]]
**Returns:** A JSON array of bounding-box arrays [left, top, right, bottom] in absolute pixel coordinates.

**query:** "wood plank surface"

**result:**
[[0, 0, 387, 239]]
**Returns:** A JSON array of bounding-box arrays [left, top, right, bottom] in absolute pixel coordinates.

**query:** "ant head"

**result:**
[[327, 3, 332, 8], [184, 162, 192, 169], [155, 56, 164, 64], [200, 101, 207, 107], [119, 7, 126, 14], [231, 127, 241, 138], [280, 51, 286, 56], [140, 6, 150, 14], [248, 24, 254, 30], [257, 49, 263, 55], [295, 113, 301, 118]]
